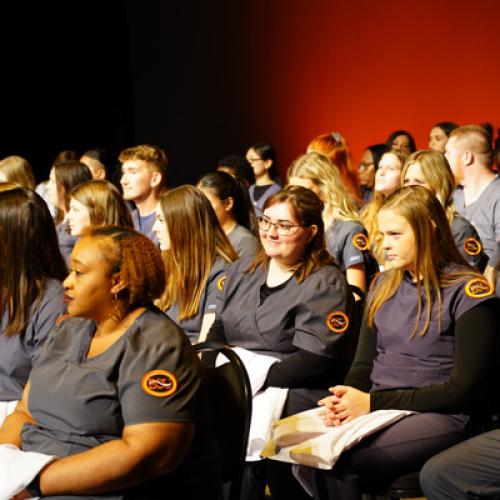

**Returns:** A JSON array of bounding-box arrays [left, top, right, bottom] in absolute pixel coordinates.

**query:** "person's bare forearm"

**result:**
[[39, 422, 193, 496]]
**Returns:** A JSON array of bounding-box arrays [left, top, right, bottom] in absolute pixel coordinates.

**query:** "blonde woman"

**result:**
[[153, 185, 238, 342], [402, 150, 486, 270], [0, 155, 36, 189], [314, 186, 498, 500], [67, 180, 133, 236], [361, 149, 408, 264], [288, 152, 376, 293]]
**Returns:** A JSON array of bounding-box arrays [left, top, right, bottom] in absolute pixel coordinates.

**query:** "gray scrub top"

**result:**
[[451, 214, 487, 270], [165, 257, 229, 343], [23, 308, 199, 455], [453, 176, 500, 266], [326, 219, 370, 272], [56, 220, 77, 265], [370, 267, 495, 392], [21, 308, 210, 499], [0, 279, 65, 401], [216, 257, 356, 360], [228, 223, 259, 259]]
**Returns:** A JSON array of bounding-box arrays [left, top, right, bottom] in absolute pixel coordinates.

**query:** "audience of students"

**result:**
[[1, 124, 500, 499]]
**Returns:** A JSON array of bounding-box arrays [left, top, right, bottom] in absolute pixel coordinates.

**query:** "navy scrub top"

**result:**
[[0, 279, 65, 401]]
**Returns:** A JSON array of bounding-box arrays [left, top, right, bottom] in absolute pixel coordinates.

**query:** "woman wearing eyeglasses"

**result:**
[[246, 142, 282, 217], [207, 185, 357, 500]]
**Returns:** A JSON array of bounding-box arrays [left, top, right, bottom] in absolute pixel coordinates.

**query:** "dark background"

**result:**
[[1, 1, 499, 185]]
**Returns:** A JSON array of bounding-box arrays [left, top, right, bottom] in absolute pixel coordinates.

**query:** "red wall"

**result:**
[[240, 0, 500, 171]]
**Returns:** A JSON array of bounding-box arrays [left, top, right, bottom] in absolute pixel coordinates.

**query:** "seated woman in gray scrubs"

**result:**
[[0, 226, 220, 499], [402, 150, 487, 271], [153, 185, 238, 343], [313, 186, 499, 500], [0, 186, 66, 425], [288, 152, 378, 294], [198, 170, 260, 259], [207, 185, 358, 500]]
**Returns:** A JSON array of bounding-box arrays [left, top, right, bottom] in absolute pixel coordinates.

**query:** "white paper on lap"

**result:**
[[0, 444, 55, 500]]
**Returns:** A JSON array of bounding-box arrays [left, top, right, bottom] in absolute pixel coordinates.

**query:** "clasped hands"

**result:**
[[318, 385, 370, 426]]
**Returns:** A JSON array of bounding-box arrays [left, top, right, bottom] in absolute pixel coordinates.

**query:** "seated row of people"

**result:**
[[1, 182, 499, 499]]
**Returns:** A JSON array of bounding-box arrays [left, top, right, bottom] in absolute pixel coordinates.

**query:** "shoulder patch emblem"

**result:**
[[217, 276, 226, 291], [464, 278, 493, 299], [55, 314, 72, 326], [463, 238, 482, 256], [326, 311, 349, 334], [352, 233, 369, 251], [141, 370, 178, 398]]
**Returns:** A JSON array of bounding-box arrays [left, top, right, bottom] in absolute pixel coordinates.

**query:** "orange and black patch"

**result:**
[[464, 278, 493, 299], [326, 311, 349, 334], [217, 276, 226, 291], [55, 314, 72, 326], [141, 370, 178, 398], [463, 238, 482, 256], [352, 233, 369, 251]]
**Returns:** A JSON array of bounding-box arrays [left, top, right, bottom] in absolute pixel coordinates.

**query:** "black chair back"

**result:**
[[195, 341, 252, 500]]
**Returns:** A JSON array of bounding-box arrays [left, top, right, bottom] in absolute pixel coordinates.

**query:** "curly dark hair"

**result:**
[[83, 226, 166, 308]]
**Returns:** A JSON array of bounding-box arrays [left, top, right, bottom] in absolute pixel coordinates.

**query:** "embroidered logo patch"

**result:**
[[217, 276, 226, 291], [463, 238, 482, 256], [141, 370, 178, 397], [464, 278, 493, 299], [352, 233, 369, 251], [55, 314, 72, 326], [326, 311, 349, 333]]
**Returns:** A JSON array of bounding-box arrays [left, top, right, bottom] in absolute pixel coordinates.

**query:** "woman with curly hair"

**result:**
[[0, 226, 220, 499]]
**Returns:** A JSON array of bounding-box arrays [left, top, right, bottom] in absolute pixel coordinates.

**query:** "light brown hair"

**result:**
[[70, 180, 133, 228], [0, 156, 36, 189], [401, 150, 456, 223], [157, 185, 238, 319], [367, 186, 480, 337], [119, 144, 169, 188]]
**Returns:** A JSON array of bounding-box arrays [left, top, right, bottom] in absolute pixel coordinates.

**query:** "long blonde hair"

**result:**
[[367, 186, 481, 337], [287, 152, 360, 227], [157, 185, 238, 319], [401, 150, 456, 224]]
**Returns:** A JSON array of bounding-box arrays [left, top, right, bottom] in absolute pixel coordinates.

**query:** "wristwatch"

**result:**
[[25, 473, 42, 496]]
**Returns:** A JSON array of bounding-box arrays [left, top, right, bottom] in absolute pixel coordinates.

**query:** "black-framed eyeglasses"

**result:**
[[258, 215, 303, 235]]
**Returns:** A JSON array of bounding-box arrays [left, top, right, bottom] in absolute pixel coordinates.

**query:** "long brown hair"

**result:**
[[0, 187, 67, 336], [367, 186, 481, 337], [70, 180, 133, 228], [246, 185, 336, 282], [157, 185, 238, 319]]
